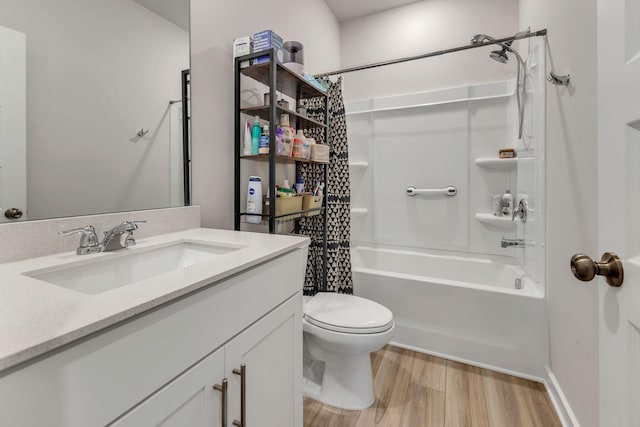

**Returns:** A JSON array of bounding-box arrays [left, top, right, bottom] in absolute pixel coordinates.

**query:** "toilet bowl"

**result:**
[[302, 292, 394, 410]]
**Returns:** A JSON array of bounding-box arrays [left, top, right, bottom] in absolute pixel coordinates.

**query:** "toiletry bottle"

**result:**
[[502, 190, 513, 216], [259, 124, 269, 154], [276, 126, 283, 155], [251, 116, 261, 155], [293, 130, 305, 158], [302, 132, 311, 159], [243, 119, 252, 155], [491, 194, 502, 216], [295, 176, 304, 194], [246, 176, 262, 224], [280, 114, 293, 156]]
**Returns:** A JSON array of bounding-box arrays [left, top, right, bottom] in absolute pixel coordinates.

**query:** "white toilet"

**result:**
[[302, 292, 395, 410]]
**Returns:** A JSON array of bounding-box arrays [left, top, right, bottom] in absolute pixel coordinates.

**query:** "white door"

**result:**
[[0, 25, 26, 222], [597, 1, 640, 425]]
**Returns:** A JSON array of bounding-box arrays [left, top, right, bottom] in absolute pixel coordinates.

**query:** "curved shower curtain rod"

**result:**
[[314, 29, 547, 78]]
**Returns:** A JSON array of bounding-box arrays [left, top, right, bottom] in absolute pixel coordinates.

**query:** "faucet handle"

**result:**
[[124, 220, 146, 230], [59, 225, 97, 240], [121, 221, 145, 247], [59, 225, 99, 254], [124, 231, 136, 248]]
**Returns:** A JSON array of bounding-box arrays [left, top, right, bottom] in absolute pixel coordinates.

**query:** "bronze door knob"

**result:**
[[4, 208, 23, 219], [570, 252, 623, 287]]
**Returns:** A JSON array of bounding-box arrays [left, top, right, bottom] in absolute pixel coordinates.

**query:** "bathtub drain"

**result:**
[[515, 278, 523, 289]]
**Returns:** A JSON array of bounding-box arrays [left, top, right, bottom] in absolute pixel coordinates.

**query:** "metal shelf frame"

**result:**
[[234, 49, 329, 291]]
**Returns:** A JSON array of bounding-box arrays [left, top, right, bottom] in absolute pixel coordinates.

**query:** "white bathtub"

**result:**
[[352, 246, 547, 380]]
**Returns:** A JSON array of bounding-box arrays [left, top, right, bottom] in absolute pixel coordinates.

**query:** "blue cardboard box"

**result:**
[[252, 30, 284, 65]]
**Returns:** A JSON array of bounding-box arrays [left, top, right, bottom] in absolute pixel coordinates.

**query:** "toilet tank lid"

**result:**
[[304, 293, 393, 330]]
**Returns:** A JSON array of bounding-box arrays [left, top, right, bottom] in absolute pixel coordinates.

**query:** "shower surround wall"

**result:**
[[347, 82, 521, 258], [338, 0, 544, 274]]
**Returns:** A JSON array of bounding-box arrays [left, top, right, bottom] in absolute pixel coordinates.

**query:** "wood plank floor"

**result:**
[[304, 345, 561, 427]]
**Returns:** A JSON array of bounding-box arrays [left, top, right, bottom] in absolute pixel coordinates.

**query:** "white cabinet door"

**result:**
[[110, 347, 226, 427], [225, 293, 303, 427]]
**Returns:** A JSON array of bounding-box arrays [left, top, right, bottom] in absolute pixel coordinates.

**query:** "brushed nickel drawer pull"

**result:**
[[232, 364, 246, 427], [213, 378, 228, 427]]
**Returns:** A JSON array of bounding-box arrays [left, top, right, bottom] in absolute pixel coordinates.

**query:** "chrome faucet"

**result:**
[[59, 221, 145, 255], [501, 238, 526, 248], [100, 221, 146, 252]]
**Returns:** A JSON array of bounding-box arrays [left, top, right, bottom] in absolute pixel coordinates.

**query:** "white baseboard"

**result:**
[[544, 366, 580, 427], [390, 340, 545, 383]]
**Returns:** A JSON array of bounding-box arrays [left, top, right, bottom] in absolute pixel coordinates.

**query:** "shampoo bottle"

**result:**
[[259, 124, 270, 154], [246, 176, 262, 224], [251, 116, 261, 155]]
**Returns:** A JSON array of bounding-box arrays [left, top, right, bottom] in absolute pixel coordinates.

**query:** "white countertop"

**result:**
[[0, 228, 309, 372]]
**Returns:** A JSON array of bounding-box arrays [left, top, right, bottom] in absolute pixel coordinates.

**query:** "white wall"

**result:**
[[0, 0, 189, 220], [519, 0, 599, 425], [339, 0, 519, 102], [190, 0, 341, 229]]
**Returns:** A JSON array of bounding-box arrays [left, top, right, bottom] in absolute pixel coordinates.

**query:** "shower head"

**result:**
[[489, 48, 509, 64], [470, 31, 528, 140]]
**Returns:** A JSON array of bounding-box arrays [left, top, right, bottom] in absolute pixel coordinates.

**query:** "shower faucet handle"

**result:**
[[512, 199, 528, 223]]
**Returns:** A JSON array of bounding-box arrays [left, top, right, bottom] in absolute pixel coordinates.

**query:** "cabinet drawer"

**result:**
[[0, 248, 306, 427]]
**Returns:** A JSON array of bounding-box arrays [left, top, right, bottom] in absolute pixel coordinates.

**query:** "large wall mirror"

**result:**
[[0, 0, 190, 223]]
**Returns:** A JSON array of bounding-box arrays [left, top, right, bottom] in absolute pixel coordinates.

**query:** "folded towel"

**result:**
[[303, 72, 328, 93]]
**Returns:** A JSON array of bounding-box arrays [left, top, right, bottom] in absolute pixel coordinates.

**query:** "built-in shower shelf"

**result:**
[[475, 157, 517, 171], [351, 208, 369, 217], [348, 161, 369, 168], [475, 213, 517, 229]]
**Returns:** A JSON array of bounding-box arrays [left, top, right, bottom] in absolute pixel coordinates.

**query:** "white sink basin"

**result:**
[[25, 241, 243, 295]]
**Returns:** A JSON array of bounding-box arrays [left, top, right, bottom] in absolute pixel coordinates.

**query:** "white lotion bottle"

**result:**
[[243, 119, 252, 155], [502, 189, 513, 216], [246, 176, 262, 224]]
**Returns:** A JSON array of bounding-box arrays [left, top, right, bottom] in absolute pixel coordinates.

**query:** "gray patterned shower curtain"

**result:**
[[300, 77, 353, 295]]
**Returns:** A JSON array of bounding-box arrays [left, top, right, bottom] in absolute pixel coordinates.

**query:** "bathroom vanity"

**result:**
[[0, 228, 309, 427]]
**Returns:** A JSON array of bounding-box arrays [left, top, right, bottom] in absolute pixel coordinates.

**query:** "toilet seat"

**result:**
[[303, 293, 394, 334]]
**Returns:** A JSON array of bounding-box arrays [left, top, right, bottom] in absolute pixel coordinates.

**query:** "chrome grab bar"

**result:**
[[406, 185, 457, 197]]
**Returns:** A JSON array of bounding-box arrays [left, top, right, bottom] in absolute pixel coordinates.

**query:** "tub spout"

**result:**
[[501, 238, 525, 248]]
